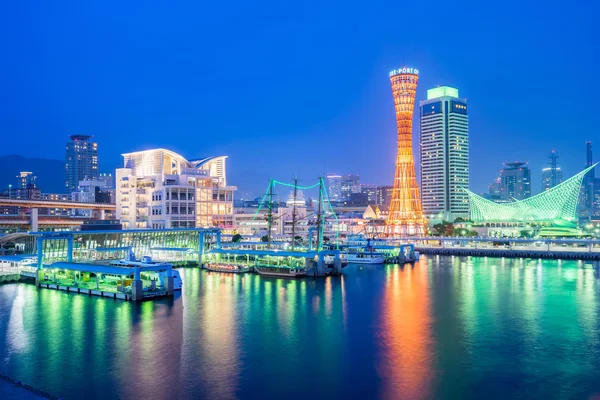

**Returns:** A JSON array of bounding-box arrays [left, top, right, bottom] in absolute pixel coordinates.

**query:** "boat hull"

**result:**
[[254, 266, 306, 277], [204, 263, 251, 274]]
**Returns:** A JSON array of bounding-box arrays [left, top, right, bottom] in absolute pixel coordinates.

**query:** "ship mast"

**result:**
[[316, 177, 324, 251], [267, 179, 274, 250], [291, 177, 298, 251]]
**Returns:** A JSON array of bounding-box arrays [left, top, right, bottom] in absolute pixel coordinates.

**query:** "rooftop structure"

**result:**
[[467, 165, 596, 223]]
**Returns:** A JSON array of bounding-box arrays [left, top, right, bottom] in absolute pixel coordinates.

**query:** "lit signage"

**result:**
[[389, 67, 419, 77]]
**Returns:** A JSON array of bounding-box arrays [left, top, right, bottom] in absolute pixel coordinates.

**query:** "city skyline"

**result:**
[[1, 1, 597, 198]]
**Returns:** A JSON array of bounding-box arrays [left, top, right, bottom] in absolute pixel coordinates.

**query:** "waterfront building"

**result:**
[[326, 173, 342, 202], [467, 165, 593, 224], [341, 174, 360, 201], [419, 86, 469, 223], [116, 149, 236, 229], [386, 67, 426, 235], [499, 162, 531, 200], [376, 185, 393, 207], [65, 134, 98, 193]]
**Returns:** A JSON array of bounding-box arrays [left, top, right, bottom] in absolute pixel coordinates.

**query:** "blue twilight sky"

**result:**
[[1, 0, 598, 198]]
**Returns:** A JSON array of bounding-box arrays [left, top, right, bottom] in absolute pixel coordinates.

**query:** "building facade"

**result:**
[[500, 162, 531, 200], [376, 185, 393, 207], [541, 167, 563, 192], [419, 86, 469, 222], [116, 149, 236, 229], [65, 135, 98, 193], [341, 174, 360, 201], [327, 174, 342, 202]]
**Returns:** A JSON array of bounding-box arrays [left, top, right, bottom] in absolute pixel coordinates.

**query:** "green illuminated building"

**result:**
[[467, 165, 596, 223]]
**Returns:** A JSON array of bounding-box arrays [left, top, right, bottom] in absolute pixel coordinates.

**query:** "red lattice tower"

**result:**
[[385, 67, 426, 236]]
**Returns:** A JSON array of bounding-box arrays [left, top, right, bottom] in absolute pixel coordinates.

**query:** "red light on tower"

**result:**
[[386, 67, 426, 236]]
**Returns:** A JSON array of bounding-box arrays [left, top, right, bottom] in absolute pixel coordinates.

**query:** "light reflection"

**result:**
[[379, 264, 432, 399]]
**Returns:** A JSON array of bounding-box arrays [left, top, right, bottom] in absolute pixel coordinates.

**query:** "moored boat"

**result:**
[[204, 262, 251, 274], [254, 265, 307, 277]]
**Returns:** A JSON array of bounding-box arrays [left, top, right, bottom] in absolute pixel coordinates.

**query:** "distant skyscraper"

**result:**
[[500, 162, 531, 200], [386, 67, 425, 236], [17, 171, 36, 189], [541, 151, 562, 192], [360, 184, 377, 203], [420, 86, 469, 222], [376, 185, 393, 207], [326, 173, 342, 201], [541, 167, 563, 192], [65, 134, 98, 193], [341, 174, 360, 201]]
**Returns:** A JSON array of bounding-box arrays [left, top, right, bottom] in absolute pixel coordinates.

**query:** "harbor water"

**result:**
[[1, 256, 600, 399]]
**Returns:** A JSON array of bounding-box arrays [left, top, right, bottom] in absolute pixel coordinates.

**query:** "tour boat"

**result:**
[[343, 251, 385, 264], [254, 265, 307, 277], [204, 262, 251, 274]]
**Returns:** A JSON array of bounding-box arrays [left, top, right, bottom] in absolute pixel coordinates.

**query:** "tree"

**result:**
[[431, 221, 454, 236], [232, 233, 242, 243], [261, 235, 269, 242]]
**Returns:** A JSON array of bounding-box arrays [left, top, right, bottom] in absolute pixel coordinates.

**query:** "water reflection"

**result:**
[[379, 263, 432, 399], [0, 258, 599, 399]]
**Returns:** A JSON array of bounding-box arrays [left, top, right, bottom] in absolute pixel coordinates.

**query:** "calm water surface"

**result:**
[[1, 256, 600, 399]]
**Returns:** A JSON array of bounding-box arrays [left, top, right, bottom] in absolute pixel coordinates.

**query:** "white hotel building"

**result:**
[[420, 86, 469, 223], [116, 149, 236, 229]]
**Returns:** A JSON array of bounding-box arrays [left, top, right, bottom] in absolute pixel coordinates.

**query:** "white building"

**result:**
[[420, 86, 469, 223], [116, 149, 236, 229]]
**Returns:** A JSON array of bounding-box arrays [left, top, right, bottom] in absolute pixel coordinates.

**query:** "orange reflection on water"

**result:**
[[379, 263, 432, 399]]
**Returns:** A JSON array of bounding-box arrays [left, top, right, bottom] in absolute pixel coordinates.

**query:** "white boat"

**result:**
[[344, 252, 385, 264], [172, 270, 182, 290], [204, 263, 251, 274], [254, 265, 307, 277]]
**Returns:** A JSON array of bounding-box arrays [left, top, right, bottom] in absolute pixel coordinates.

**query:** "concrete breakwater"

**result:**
[[417, 247, 600, 260]]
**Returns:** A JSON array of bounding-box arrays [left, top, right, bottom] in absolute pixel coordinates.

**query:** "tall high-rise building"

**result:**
[[541, 151, 562, 192], [500, 162, 531, 200], [326, 173, 342, 201], [386, 67, 426, 236], [541, 167, 563, 192], [65, 134, 98, 193], [341, 174, 360, 201], [17, 171, 36, 189], [584, 141, 596, 210], [360, 184, 377, 203], [376, 185, 393, 207], [419, 86, 469, 222]]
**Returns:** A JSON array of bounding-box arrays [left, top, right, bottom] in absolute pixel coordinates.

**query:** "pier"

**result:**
[[404, 237, 600, 260]]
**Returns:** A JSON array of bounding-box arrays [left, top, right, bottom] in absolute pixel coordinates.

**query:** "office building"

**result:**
[[541, 151, 562, 192], [386, 67, 425, 235], [327, 173, 342, 201], [116, 149, 236, 229], [420, 86, 469, 222], [376, 185, 393, 207], [341, 174, 360, 201], [18, 172, 36, 189], [360, 184, 377, 204], [65, 134, 98, 193], [499, 162, 531, 200]]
